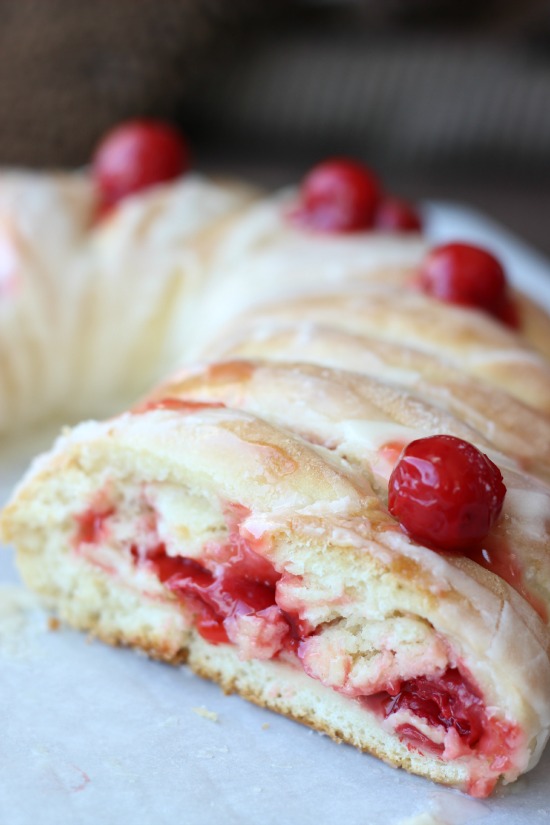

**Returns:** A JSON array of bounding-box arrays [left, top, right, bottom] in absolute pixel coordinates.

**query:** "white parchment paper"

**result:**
[[1, 205, 550, 825]]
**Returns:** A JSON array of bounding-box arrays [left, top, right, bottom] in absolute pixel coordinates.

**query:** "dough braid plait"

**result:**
[[0, 122, 259, 431], [2, 125, 550, 798]]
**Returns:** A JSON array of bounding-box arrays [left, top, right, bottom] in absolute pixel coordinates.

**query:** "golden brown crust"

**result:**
[[197, 323, 550, 479], [200, 291, 550, 413]]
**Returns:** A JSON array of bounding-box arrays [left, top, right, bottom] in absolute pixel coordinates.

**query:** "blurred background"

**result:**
[[1, 0, 549, 252]]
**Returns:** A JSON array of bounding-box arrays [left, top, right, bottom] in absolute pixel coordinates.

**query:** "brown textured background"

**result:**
[[0, 0, 549, 254], [0, 0, 275, 166]]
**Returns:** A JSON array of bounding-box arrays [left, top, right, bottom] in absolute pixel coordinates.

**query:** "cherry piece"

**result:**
[[75, 506, 115, 545], [293, 158, 381, 232], [135, 539, 287, 648], [419, 242, 517, 326], [375, 197, 422, 232], [362, 665, 518, 797], [395, 723, 444, 755], [384, 668, 484, 749], [388, 435, 506, 552], [92, 119, 190, 209]]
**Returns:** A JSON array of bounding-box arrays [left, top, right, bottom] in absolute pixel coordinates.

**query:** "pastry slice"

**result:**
[[3, 395, 549, 798]]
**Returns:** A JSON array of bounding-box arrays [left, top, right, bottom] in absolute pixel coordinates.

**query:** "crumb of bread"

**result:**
[[192, 705, 219, 722], [47, 616, 61, 631], [261, 723, 270, 730]]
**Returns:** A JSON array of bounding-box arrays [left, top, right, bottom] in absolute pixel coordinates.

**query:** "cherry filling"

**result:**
[[76, 506, 115, 544], [74, 501, 519, 791], [289, 157, 424, 234], [130, 533, 292, 651], [74, 500, 299, 652], [363, 665, 521, 796], [382, 668, 484, 752]]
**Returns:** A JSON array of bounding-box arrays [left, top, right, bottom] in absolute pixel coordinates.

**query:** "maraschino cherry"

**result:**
[[419, 242, 519, 327], [388, 435, 506, 553], [374, 197, 422, 232], [292, 158, 381, 232], [92, 118, 190, 212]]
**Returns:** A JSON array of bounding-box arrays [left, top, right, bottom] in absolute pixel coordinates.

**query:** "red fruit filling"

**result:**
[[75, 506, 115, 545], [364, 666, 520, 795], [75, 500, 309, 652], [132, 398, 226, 415], [131, 539, 287, 647], [395, 724, 441, 753], [74, 500, 519, 791], [418, 242, 519, 328], [92, 118, 190, 212], [373, 439, 407, 479], [384, 668, 484, 751], [388, 435, 506, 552], [374, 197, 422, 232], [290, 158, 381, 232]]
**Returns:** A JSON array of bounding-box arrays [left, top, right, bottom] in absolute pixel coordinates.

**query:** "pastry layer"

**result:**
[[3, 405, 549, 798], [0, 172, 258, 430], [148, 360, 550, 618], [201, 326, 550, 480], [0, 171, 549, 433], [200, 291, 550, 414]]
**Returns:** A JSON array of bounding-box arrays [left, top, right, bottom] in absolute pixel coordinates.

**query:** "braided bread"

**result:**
[[0, 170, 257, 430], [2, 134, 550, 799]]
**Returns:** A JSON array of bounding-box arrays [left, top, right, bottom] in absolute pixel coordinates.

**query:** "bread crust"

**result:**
[[200, 291, 550, 413]]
